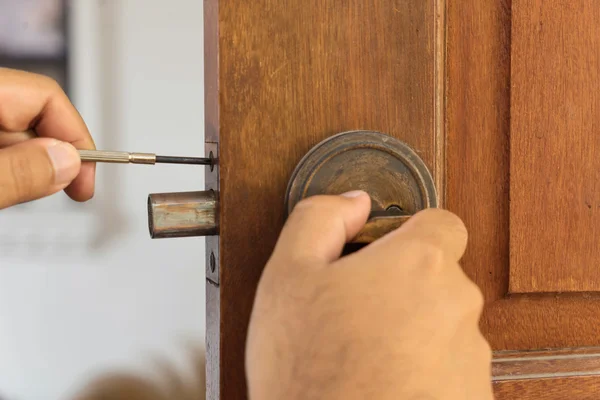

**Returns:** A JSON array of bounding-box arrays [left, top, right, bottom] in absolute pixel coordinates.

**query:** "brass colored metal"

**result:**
[[285, 130, 438, 243], [148, 190, 219, 238], [205, 143, 220, 285], [129, 152, 156, 164], [79, 149, 156, 164], [78, 149, 211, 165], [353, 216, 411, 243]]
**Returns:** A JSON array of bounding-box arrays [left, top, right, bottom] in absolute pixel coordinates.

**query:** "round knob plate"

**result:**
[[285, 130, 438, 216]]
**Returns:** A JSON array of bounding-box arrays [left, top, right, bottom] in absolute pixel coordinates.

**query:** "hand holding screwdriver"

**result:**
[[0, 68, 95, 209]]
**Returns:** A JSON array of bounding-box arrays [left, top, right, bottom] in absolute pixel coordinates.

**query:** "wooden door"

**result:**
[[205, 1, 600, 399]]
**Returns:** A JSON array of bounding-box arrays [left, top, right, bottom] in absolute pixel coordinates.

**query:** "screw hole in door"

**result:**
[[210, 252, 216, 273]]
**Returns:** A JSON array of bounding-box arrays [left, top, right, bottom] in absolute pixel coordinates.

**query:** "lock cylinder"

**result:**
[[147, 190, 219, 238]]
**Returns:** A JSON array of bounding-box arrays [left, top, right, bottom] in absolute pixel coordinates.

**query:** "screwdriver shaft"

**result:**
[[78, 149, 211, 166], [155, 155, 212, 165]]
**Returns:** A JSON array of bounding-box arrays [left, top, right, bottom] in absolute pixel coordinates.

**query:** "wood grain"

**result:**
[[494, 376, 600, 400], [447, 0, 600, 352], [493, 348, 600, 380], [206, 1, 441, 399], [446, 0, 511, 304], [491, 348, 600, 400], [509, 0, 600, 293]]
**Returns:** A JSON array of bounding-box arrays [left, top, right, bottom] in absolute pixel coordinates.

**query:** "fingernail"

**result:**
[[340, 190, 367, 198], [46, 141, 80, 185]]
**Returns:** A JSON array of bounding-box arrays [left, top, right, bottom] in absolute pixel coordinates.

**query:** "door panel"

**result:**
[[448, 0, 600, 349], [447, 0, 600, 397], [510, 0, 600, 294]]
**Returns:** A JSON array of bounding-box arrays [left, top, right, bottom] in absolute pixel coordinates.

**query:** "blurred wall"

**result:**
[[0, 1, 206, 399]]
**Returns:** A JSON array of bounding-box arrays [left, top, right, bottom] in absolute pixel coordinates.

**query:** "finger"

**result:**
[[270, 191, 371, 269], [0, 130, 37, 148], [0, 68, 95, 201], [368, 208, 468, 262], [0, 138, 80, 209]]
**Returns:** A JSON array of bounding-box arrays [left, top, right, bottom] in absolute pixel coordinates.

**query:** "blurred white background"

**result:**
[[0, 1, 206, 399]]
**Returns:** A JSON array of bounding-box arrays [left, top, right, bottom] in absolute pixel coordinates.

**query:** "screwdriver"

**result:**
[[0, 130, 213, 166], [78, 149, 213, 166]]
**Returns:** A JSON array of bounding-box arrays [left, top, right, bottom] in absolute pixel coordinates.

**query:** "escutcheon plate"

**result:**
[[285, 130, 438, 217]]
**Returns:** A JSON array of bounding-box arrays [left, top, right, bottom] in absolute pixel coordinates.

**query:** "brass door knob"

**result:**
[[147, 190, 219, 238], [285, 130, 438, 243]]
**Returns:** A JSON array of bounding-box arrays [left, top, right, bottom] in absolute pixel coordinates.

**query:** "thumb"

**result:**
[[269, 191, 371, 270], [0, 138, 81, 209]]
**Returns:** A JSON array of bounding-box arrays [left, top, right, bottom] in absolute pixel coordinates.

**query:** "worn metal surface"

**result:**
[[285, 130, 437, 243], [353, 215, 412, 243], [79, 149, 156, 164], [205, 142, 220, 286], [205, 145, 220, 400], [147, 190, 218, 238]]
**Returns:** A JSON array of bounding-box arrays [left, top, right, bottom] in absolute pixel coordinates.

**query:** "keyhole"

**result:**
[[385, 205, 404, 215]]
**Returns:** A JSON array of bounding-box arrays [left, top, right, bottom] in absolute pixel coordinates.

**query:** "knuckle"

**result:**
[[456, 280, 485, 324], [404, 240, 446, 274], [414, 208, 467, 231], [410, 208, 468, 247], [40, 74, 62, 92], [452, 277, 484, 315], [17, 69, 63, 96], [437, 276, 484, 327], [466, 280, 485, 313], [475, 334, 493, 363], [36, 74, 67, 104]]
